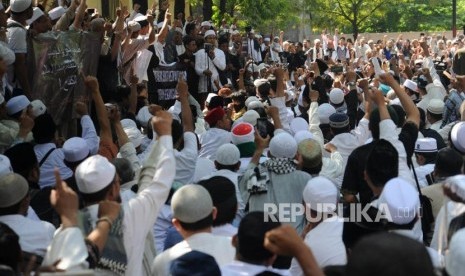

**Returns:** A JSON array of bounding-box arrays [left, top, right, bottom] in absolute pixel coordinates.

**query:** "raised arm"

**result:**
[[72, 0, 87, 30], [177, 75, 194, 132], [86, 76, 113, 143]]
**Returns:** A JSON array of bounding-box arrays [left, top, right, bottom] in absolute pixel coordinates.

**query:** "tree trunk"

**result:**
[[203, 0, 213, 21], [352, 21, 359, 40], [174, 0, 185, 18], [219, 0, 227, 16]]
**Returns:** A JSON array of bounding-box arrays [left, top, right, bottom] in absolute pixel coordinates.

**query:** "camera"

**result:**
[[331, 65, 344, 73], [204, 43, 213, 53]]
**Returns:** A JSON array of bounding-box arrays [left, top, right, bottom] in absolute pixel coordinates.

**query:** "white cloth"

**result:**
[[269, 96, 291, 131], [153, 204, 173, 253], [80, 115, 99, 155], [83, 135, 175, 276], [247, 39, 262, 62], [121, 36, 151, 84], [429, 121, 442, 132], [151, 232, 235, 275], [221, 260, 290, 276], [238, 156, 268, 175], [6, 19, 27, 88], [380, 119, 415, 184], [174, 132, 198, 185], [289, 217, 347, 275], [212, 223, 237, 237], [195, 48, 226, 93], [0, 214, 55, 257], [199, 128, 231, 160], [431, 201, 465, 250], [414, 163, 435, 188], [43, 227, 89, 270], [319, 153, 345, 187], [34, 143, 73, 188]]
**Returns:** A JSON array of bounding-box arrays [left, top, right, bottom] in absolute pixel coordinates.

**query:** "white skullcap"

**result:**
[[318, 103, 336, 124], [215, 144, 240, 165], [241, 110, 260, 126], [247, 101, 264, 110], [451, 122, 465, 153], [120, 118, 137, 130], [206, 93, 217, 104], [403, 79, 418, 92], [264, 37, 270, 42], [0, 173, 29, 208], [303, 176, 338, 213], [48, 6, 65, 21], [378, 177, 419, 225], [231, 122, 255, 145], [6, 95, 30, 115], [253, 78, 269, 88], [294, 130, 313, 145], [75, 155, 116, 194], [414, 137, 437, 153], [257, 63, 269, 73], [269, 132, 297, 159], [134, 14, 147, 22], [128, 21, 141, 32], [9, 0, 31, 13], [245, 96, 259, 107], [201, 21, 211, 27], [426, 99, 445, 115], [124, 127, 144, 148], [290, 117, 309, 135], [444, 175, 465, 202], [27, 7, 44, 25], [171, 184, 213, 223], [30, 99, 46, 117], [329, 88, 344, 105], [63, 137, 90, 163], [0, 154, 13, 177], [136, 106, 152, 128], [204, 30, 216, 38], [446, 228, 465, 276]]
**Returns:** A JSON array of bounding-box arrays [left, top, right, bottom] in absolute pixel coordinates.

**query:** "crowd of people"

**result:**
[[0, 0, 465, 275]]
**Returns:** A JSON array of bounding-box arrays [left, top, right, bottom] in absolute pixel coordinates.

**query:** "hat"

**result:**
[[0, 94, 4, 105], [303, 176, 338, 213], [128, 21, 141, 32], [192, 158, 216, 183], [403, 79, 418, 92], [215, 144, 240, 165], [294, 130, 313, 145], [245, 96, 260, 108], [26, 7, 44, 25], [378, 177, 419, 225], [205, 107, 226, 127], [136, 106, 152, 128], [124, 127, 144, 148], [253, 78, 269, 88], [414, 137, 438, 153], [48, 6, 65, 20], [297, 138, 322, 168], [75, 155, 116, 194], [63, 137, 90, 163], [290, 117, 308, 135], [231, 122, 254, 145], [201, 21, 212, 27], [444, 175, 465, 204], [446, 228, 465, 276], [0, 154, 12, 177], [318, 103, 336, 124], [329, 88, 344, 105], [241, 110, 260, 126], [426, 99, 444, 115], [264, 37, 270, 42], [30, 99, 46, 117], [257, 63, 270, 73], [247, 100, 264, 110], [6, 95, 30, 115], [170, 251, 221, 276], [9, 0, 31, 13], [329, 112, 349, 128], [171, 184, 213, 223], [206, 93, 218, 104], [451, 122, 465, 153], [204, 30, 216, 38], [134, 14, 148, 22], [269, 132, 297, 159], [0, 173, 28, 208]]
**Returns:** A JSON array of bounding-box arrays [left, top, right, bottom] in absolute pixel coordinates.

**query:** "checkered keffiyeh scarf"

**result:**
[[262, 158, 297, 175]]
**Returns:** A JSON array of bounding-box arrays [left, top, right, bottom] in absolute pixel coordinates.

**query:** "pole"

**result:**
[[453, 0, 457, 38]]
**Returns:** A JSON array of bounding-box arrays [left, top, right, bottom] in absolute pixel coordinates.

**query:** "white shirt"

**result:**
[[414, 163, 435, 188], [0, 214, 55, 257], [199, 128, 231, 160], [6, 19, 27, 88], [174, 132, 198, 185], [429, 120, 442, 132], [431, 201, 465, 250], [289, 217, 347, 275], [86, 136, 175, 276], [34, 143, 73, 189], [212, 223, 237, 237], [151, 232, 235, 275], [153, 204, 173, 253], [195, 48, 226, 93], [320, 153, 345, 188], [247, 39, 262, 62], [222, 260, 290, 276]]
